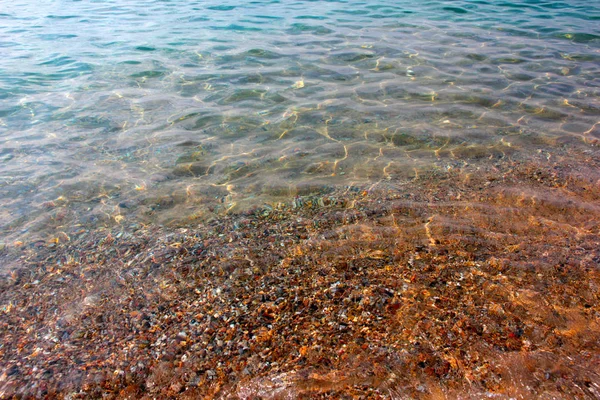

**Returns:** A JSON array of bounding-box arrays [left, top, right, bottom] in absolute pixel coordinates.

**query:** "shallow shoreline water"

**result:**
[[1, 0, 600, 397], [1, 146, 599, 398]]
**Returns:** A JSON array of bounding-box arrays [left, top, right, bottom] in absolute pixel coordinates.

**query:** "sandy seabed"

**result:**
[[1, 148, 599, 399]]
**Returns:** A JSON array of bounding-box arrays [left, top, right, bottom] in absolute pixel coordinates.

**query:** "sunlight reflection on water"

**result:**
[[0, 0, 598, 245]]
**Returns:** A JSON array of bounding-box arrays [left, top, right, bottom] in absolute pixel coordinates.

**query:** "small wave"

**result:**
[[286, 23, 333, 35], [207, 5, 236, 11], [442, 6, 469, 14]]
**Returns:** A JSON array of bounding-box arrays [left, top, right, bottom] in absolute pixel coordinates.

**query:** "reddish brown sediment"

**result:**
[[1, 152, 599, 399]]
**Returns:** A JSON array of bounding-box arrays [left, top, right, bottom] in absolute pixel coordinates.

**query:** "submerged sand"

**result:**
[[1, 148, 599, 399]]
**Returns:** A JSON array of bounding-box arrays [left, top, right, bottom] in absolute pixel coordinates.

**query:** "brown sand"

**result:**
[[1, 150, 599, 399]]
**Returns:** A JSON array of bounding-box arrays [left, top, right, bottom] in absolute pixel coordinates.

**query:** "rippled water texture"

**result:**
[[0, 0, 599, 243]]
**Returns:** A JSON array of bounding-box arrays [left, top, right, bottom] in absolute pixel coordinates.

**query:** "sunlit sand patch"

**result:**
[[291, 80, 304, 89]]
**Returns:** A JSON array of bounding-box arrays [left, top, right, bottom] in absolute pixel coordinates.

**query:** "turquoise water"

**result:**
[[0, 0, 599, 243]]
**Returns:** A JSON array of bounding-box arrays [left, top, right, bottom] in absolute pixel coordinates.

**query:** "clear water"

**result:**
[[0, 0, 599, 243]]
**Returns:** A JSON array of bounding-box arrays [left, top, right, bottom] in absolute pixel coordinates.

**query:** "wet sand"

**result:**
[[1, 147, 599, 399]]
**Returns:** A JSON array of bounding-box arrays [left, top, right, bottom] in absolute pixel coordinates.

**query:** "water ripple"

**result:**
[[0, 0, 598, 242]]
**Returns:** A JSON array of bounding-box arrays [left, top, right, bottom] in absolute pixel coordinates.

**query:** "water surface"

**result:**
[[0, 0, 599, 244]]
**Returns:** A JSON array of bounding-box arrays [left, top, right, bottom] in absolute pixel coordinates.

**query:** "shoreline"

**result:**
[[1, 156, 599, 398]]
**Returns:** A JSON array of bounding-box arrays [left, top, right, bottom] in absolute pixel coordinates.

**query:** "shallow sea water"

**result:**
[[1, 1, 600, 397], [0, 0, 599, 244]]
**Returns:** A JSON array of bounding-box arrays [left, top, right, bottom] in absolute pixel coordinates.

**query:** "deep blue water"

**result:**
[[0, 0, 599, 243]]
